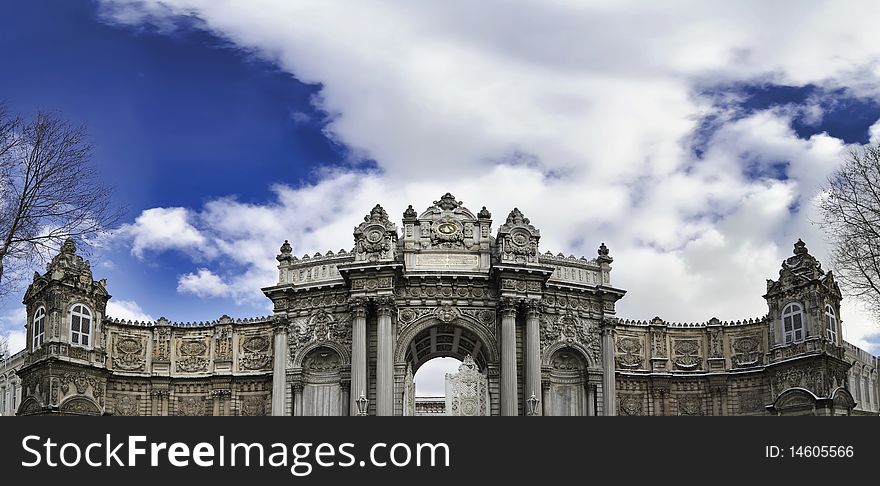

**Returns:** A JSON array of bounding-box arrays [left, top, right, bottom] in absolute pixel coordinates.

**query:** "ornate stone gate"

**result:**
[[264, 193, 624, 416]]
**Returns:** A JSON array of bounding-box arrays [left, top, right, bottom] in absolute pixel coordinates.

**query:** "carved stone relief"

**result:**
[[672, 339, 702, 370], [113, 335, 146, 372], [615, 336, 643, 369], [176, 338, 209, 373]]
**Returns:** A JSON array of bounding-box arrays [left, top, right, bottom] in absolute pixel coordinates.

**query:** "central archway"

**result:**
[[394, 317, 500, 416]]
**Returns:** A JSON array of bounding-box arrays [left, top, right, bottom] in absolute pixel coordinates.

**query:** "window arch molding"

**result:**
[[781, 302, 805, 344], [32, 306, 46, 350], [824, 305, 838, 343], [69, 303, 93, 348]]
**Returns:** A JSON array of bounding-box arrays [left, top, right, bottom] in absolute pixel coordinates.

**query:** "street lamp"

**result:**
[[356, 390, 368, 416], [527, 392, 540, 416]]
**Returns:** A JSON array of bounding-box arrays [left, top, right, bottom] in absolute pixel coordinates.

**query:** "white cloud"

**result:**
[[177, 268, 232, 299], [98, 0, 880, 352], [118, 207, 208, 258], [106, 299, 154, 322]]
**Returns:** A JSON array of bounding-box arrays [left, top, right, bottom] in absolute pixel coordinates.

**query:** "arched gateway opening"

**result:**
[[397, 320, 497, 416]]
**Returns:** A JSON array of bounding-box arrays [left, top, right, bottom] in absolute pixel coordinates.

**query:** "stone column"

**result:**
[[350, 299, 368, 416], [272, 320, 288, 416], [586, 383, 596, 416], [601, 321, 616, 416], [500, 299, 519, 416], [524, 300, 543, 415], [376, 299, 395, 416], [292, 381, 304, 417]]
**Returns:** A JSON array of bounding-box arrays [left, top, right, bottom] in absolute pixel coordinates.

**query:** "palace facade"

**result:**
[[2, 193, 878, 416]]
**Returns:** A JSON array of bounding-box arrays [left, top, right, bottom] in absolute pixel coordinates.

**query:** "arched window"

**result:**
[[825, 305, 838, 343], [70, 304, 92, 347], [782, 303, 804, 344], [32, 307, 45, 349]]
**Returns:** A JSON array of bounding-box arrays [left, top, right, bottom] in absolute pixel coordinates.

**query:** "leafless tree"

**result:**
[[0, 333, 7, 360], [818, 144, 880, 321], [0, 105, 123, 294]]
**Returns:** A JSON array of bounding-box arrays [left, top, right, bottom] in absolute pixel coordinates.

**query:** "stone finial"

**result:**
[[365, 204, 390, 223], [478, 206, 492, 219], [277, 240, 293, 262], [434, 193, 462, 211], [597, 242, 613, 263], [61, 238, 77, 255], [505, 208, 530, 226], [793, 238, 808, 255], [403, 204, 417, 219]]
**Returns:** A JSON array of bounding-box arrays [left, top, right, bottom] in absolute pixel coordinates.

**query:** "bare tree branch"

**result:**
[[819, 144, 880, 322], [0, 104, 124, 294]]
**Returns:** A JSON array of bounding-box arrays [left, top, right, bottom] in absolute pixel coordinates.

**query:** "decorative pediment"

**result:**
[[767, 239, 826, 294], [408, 193, 480, 251], [496, 208, 540, 264], [353, 204, 397, 262]]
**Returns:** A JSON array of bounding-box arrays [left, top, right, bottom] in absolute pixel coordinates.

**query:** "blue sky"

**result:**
[[3, 2, 880, 385], [2, 0, 349, 326]]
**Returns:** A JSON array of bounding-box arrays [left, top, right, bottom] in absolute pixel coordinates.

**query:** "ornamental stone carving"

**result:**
[[114, 395, 139, 416], [240, 395, 268, 416], [239, 333, 273, 371], [214, 324, 233, 361], [497, 208, 540, 264], [302, 349, 342, 374], [153, 326, 171, 361], [619, 394, 644, 416], [177, 396, 206, 416], [708, 327, 723, 358], [677, 395, 703, 415], [731, 335, 762, 368], [615, 336, 643, 369], [650, 327, 667, 358], [672, 339, 702, 370], [738, 390, 764, 413], [176, 338, 209, 373], [289, 310, 351, 355], [435, 304, 459, 323], [113, 335, 146, 372], [353, 204, 397, 263], [541, 313, 601, 364]]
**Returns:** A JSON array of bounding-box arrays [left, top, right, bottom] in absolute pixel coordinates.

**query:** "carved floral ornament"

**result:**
[[114, 395, 139, 416], [175, 338, 210, 373], [288, 310, 352, 359], [615, 336, 643, 369], [240, 333, 273, 371], [731, 335, 762, 367], [241, 395, 268, 416], [619, 394, 644, 416], [677, 395, 703, 415], [177, 396, 206, 416], [113, 335, 146, 371], [672, 339, 702, 370]]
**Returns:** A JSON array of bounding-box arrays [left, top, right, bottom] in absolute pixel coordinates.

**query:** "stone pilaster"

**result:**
[[271, 318, 288, 416], [292, 381, 304, 417], [602, 320, 616, 416], [376, 298, 395, 416], [525, 299, 543, 415], [350, 299, 368, 416], [500, 299, 519, 416]]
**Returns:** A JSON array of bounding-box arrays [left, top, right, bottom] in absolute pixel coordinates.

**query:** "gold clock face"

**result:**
[[437, 222, 457, 235]]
